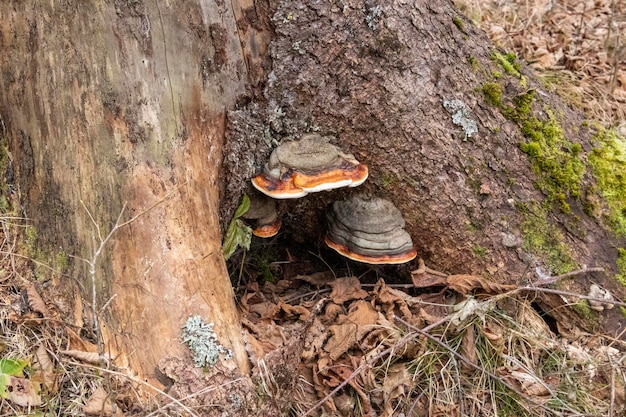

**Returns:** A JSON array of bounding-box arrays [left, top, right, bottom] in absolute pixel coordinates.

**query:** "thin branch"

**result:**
[[85, 202, 126, 350], [531, 266, 605, 287], [116, 184, 183, 229], [80, 199, 103, 242], [609, 361, 616, 417], [80, 184, 182, 354], [517, 286, 626, 308]]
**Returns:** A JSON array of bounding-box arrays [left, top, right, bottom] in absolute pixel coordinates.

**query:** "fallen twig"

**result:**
[[531, 266, 605, 287], [517, 286, 626, 309]]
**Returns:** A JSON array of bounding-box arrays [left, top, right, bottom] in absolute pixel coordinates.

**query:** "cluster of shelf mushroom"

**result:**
[[248, 133, 417, 265]]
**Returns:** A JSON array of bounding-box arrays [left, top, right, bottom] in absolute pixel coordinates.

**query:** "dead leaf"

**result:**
[[66, 327, 98, 353], [321, 360, 372, 414], [248, 301, 280, 319], [481, 322, 505, 352], [329, 277, 367, 304], [242, 318, 286, 349], [416, 306, 445, 327], [447, 274, 515, 295], [382, 363, 411, 402], [374, 281, 414, 319], [83, 386, 115, 416], [311, 364, 338, 413], [60, 350, 103, 364], [323, 302, 382, 360], [295, 271, 335, 286], [324, 322, 357, 360], [348, 300, 378, 325], [278, 301, 310, 320], [323, 302, 344, 322], [25, 283, 48, 316], [348, 300, 379, 341], [510, 370, 550, 397], [460, 324, 477, 371], [33, 344, 57, 393], [410, 269, 448, 288], [7, 376, 42, 407]]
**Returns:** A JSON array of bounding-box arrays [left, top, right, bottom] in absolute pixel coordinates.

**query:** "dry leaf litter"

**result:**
[[454, 0, 626, 132]]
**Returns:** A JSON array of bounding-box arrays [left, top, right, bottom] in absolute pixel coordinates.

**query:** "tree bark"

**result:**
[[0, 0, 272, 386], [222, 0, 608, 275], [222, 1, 624, 334]]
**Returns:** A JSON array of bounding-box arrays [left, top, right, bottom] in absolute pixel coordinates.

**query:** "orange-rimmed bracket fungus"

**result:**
[[242, 195, 282, 238], [252, 133, 369, 199], [325, 195, 417, 264]]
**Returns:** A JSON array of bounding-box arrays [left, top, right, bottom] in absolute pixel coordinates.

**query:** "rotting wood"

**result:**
[[0, 1, 269, 386]]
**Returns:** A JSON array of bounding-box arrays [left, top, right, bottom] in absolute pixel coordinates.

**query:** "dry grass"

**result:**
[[0, 213, 180, 416], [453, 0, 626, 132], [283, 285, 626, 417]]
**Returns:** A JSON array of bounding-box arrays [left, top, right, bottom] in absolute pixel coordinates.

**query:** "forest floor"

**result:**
[[454, 0, 625, 132], [1, 0, 625, 416]]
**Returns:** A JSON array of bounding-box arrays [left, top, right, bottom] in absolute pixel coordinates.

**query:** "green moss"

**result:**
[[55, 251, 68, 272], [490, 51, 526, 86], [18, 210, 70, 280], [588, 129, 626, 236], [571, 299, 598, 326], [512, 90, 535, 119], [0, 141, 11, 200], [472, 245, 488, 259], [621, 306, 626, 318], [452, 16, 465, 31], [381, 171, 398, 188], [22, 225, 51, 281], [482, 82, 503, 107], [521, 205, 578, 275], [615, 248, 626, 286], [518, 111, 585, 213], [482, 87, 586, 213], [491, 70, 502, 79], [468, 56, 479, 72]]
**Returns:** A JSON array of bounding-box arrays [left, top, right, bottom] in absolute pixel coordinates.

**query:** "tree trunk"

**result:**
[[222, 0, 624, 334], [0, 0, 623, 402], [0, 0, 273, 387]]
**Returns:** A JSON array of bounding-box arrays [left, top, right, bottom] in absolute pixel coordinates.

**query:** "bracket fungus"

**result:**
[[252, 134, 368, 199], [325, 195, 417, 264], [242, 195, 282, 238]]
